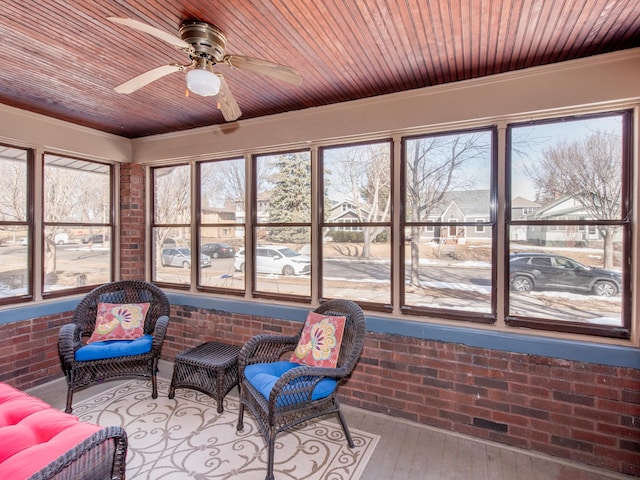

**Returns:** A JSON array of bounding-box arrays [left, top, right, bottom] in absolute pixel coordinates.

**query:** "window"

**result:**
[[43, 154, 113, 294], [0, 147, 114, 304], [0, 145, 31, 303], [157, 108, 632, 340], [251, 150, 311, 299], [152, 165, 192, 286], [321, 141, 392, 308], [507, 111, 631, 337], [198, 158, 245, 291], [402, 128, 496, 320]]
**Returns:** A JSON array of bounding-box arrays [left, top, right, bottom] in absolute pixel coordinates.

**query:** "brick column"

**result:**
[[120, 163, 146, 280]]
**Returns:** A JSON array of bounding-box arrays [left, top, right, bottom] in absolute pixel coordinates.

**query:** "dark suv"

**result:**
[[510, 252, 621, 297], [201, 242, 235, 259], [81, 233, 110, 244]]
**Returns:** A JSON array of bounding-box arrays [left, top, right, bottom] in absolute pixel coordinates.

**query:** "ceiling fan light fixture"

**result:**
[[186, 62, 220, 96]]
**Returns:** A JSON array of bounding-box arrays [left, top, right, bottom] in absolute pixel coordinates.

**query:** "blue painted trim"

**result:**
[[169, 293, 639, 370], [169, 293, 308, 322], [4, 293, 637, 370], [364, 315, 640, 369], [0, 298, 80, 324]]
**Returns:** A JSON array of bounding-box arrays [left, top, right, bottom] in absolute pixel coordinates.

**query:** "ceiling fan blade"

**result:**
[[107, 17, 191, 50], [114, 64, 184, 94], [216, 75, 242, 122], [223, 55, 301, 86]]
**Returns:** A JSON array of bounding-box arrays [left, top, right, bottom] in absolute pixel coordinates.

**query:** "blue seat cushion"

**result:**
[[75, 334, 153, 361], [244, 361, 337, 405]]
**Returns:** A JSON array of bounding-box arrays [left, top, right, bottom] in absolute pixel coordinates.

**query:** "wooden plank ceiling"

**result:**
[[0, 0, 638, 138]]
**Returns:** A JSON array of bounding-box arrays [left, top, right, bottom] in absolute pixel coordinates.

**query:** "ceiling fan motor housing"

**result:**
[[180, 20, 227, 63]]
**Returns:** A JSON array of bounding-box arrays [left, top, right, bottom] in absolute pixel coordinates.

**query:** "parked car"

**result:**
[[234, 245, 311, 276], [81, 234, 110, 244], [161, 248, 211, 269], [54, 232, 69, 245], [201, 242, 236, 259], [509, 252, 621, 297], [162, 238, 177, 248]]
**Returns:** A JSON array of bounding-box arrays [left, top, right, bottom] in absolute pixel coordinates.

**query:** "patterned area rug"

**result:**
[[73, 379, 379, 480]]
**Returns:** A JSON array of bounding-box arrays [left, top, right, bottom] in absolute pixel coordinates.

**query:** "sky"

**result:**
[[510, 114, 623, 201]]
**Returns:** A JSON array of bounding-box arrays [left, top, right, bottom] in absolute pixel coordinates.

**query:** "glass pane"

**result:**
[[154, 166, 191, 224], [509, 232, 623, 326], [256, 151, 311, 224], [199, 226, 244, 290], [249, 227, 311, 297], [404, 229, 492, 313], [0, 227, 29, 298], [323, 142, 391, 223], [510, 115, 623, 220], [0, 146, 28, 222], [200, 158, 244, 223], [44, 155, 111, 223], [152, 227, 193, 284], [403, 129, 494, 314], [0, 146, 29, 299], [43, 226, 111, 292], [405, 131, 493, 222], [322, 227, 391, 304]]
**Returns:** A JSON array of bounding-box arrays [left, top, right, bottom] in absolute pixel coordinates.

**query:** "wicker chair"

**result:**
[[236, 299, 366, 480], [58, 280, 170, 413], [29, 426, 128, 480]]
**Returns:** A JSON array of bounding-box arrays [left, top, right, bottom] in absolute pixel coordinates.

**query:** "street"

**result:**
[[0, 243, 620, 325]]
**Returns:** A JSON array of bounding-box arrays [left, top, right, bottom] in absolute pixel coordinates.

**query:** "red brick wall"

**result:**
[[0, 313, 70, 389], [162, 304, 640, 477], [119, 163, 146, 280], [349, 333, 640, 477], [2, 304, 638, 476]]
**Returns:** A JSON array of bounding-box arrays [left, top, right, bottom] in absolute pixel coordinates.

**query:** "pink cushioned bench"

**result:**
[[0, 383, 127, 480]]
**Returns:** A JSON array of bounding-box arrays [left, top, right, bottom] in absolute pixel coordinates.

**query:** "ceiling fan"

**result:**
[[107, 17, 302, 122]]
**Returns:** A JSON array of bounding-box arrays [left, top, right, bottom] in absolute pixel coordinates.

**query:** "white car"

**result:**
[[161, 248, 211, 269], [54, 232, 69, 244], [234, 246, 311, 276]]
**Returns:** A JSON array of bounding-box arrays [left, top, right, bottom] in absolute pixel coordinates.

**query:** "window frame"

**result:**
[[400, 126, 498, 323], [151, 163, 192, 290], [41, 153, 115, 299], [250, 148, 313, 302], [0, 143, 34, 305], [0, 147, 116, 304], [504, 110, 633, 339], [318, 139, 394, 311], [145, 107, 634, 341], [196, 156, 246, 295]]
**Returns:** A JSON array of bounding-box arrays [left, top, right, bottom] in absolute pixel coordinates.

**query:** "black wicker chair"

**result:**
[[236, 299, 366, 480], [58, 280, 170, 413], [29, 426, 128, 480]]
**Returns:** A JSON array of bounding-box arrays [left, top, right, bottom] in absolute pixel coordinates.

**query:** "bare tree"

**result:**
[[406, 133, 488, 287], [357, 145, 391, 257], [201, 159, 246, 210], [326, 144, 391, 258], [527, 131, 622, 268], [0, 158, 27, 222], [0, 157, 28, 250], [154, 166, 191, 249], [43, 163, 109, 278]]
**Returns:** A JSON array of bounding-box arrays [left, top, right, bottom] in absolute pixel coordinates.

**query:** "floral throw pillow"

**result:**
[[87, 302, 150, 344], [290, 311, 346, 368]]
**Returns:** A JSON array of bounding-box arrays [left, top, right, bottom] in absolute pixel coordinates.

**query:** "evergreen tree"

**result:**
[[268, 152, 311, 243]]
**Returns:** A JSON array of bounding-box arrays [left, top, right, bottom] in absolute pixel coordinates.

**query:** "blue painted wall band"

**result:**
[[2, 293, 637, 369]]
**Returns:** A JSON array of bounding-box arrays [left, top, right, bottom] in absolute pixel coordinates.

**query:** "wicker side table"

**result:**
[[168, 341, 242, 413]]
